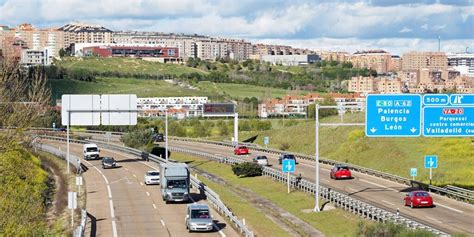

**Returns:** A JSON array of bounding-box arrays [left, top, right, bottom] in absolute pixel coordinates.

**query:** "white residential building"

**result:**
[[137, 97, 208, 119]]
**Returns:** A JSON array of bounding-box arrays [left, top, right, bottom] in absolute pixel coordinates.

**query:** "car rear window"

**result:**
[[191, 209, 210, 219], [285, 155, 295, 159], [257, 156, 267, 160], [239, 146, 247, 149], [338, 166, 349, 170], [415, 192, 429, 197], [147, 171, 159, 176], [104, 157, 114, 162]]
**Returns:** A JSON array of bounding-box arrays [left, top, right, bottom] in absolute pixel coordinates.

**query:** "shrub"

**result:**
[[356, 221, 435, 237], [280, 142, 290, 151], [231, 162, 262, 177], [121, 129, 153, 149]]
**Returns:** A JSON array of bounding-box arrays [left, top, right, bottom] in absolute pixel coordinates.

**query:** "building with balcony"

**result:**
[[261, 54, 320, 66], [137, 97, 208, 119], [402, 51, 447, 71], [447, 53, 474, 77]]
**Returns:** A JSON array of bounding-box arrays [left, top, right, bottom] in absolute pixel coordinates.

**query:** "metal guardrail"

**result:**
[[169, 136, 474, 204], [168, 146, 450, 237], [74, 209, 87, 237], [38, 135, 254, 237]]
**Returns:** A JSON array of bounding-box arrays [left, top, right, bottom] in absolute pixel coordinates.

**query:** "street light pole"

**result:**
[[314, 104, 320, 212], [165, 109, 168, 161]]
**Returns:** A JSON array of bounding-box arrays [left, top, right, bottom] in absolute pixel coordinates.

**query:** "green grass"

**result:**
[[224, 113, 474, 188], [197, 82, 309, 100], [48, 77, 216, 100], [171, 152, 366, 237], [56, 57, 207, 76]]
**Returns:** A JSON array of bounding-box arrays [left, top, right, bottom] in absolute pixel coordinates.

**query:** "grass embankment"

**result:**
[[56, 57, 206, 76], [48, 77, 214, 100], [171, 152, 365, 237], [0, 147, 55, 235], [230, 113, 474, 188]]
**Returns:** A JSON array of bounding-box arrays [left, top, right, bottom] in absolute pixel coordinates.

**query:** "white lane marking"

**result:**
[[146, 192, 150, 196], [434, 202, 464, 213], [426, 216, 443, 224], [153, 204, 157, 209], [112, 220, 118, 237], [160, 219, 166, 226], [382, 200, 395, 206], [109, 199, 115, 218], [124, 168, 129, 171], [348, 188, 358, 192], [359, 179, 399, 192], [133, 174, 137, 178], [107, 185, 112, 199], [321, 178, 330, 182], [140, 182, 144, 186]]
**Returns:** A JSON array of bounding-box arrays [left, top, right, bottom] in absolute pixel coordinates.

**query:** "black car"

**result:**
[[278, 153, 296, 164], [152, 133, 164, 142], [102, 157, 118, 169]]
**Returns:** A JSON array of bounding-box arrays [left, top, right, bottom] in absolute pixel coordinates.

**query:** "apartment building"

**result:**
[[349, 76, 403, 94], [447, 53, 474, 77], [0, 23, 64, 60], [348, 50, 391, 74], [60, 22, 113, 46], [137, 97, 208, 119], [402, 51, 447, 71], [258, 93, 365, 118], [82, 45, 179, 61], [251, 44, 316, 59], [20, 49, 50, 66], [319, 51, 350, 62], [388, 55, 402, 72], [261, 54, 320, 66]]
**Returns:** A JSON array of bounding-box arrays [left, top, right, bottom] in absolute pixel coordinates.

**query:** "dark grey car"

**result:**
[[102, 157, 118, 169]]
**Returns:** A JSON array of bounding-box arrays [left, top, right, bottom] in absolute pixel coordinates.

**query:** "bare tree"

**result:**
[[0, 58, 51, 150]]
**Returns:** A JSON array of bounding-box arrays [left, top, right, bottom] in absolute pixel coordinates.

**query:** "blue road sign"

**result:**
[[423, 106, 474, 137], [410, 168, 417, 177], [450, 94, 474, 106], [264, 136, 269, 145], [424, 155, 438, 169], [282, 159, 295, 173], [366, 94, 422, 137], [423, 94, 449, 106]]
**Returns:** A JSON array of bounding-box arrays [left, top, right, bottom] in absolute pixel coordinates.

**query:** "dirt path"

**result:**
[[192, 167, 325, 237]]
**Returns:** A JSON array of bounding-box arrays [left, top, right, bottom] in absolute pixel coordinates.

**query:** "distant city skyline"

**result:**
[[1, 0, 472, 55]]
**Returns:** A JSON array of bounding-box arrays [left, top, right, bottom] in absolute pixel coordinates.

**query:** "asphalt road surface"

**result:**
[[168, 140, 474, 235], [42, 139, 239, 237]]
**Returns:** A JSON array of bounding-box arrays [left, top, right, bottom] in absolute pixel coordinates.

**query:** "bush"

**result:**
[[121, 129, 153, 149], [279, 142, 290, 151], [231, 162, 262, 177], [356, 221, 435, 237]]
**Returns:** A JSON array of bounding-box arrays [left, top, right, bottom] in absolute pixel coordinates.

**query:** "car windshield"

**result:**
[[257, 156, 267, 160], [86, 147, 98, 152], [239, 146, 247, 149], [147, 171, 159, 176], [103, 157, 114, 163], [337, 166, 349, 170], [167, 179, 187, 189], [190, 209, 210, 219], [415, 192, 429, 197], [284, 154, 295, 159]]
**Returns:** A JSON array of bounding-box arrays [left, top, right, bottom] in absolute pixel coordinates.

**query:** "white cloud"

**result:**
[[431, 24, 447, 30], [421, 24, 429, 30], [252, 37, 474, 56], [399, 27, 412, 33]]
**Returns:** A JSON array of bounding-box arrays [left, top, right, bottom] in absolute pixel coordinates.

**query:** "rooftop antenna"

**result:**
[[438, 36, 441, 52]]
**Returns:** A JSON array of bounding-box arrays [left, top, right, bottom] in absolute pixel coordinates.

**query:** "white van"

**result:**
[[83, 143, 100, 160]]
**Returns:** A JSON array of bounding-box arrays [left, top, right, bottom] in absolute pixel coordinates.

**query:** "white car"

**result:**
[[144, 170, 160, 185], [253, 156, 269, 166]]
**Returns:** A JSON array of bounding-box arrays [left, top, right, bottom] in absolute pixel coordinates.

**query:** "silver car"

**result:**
[[185, 204, 214, 232], [144, 170, 160, 185]]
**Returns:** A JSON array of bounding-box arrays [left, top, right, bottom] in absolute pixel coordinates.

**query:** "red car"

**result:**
[[234, 145, 249, 155], [330, 164, 352, 180], [404, 191, 433, 208]]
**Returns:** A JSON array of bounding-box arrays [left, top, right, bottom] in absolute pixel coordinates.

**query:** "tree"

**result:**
[[231, 162, 262, 177], [58, 48, 66, 58]]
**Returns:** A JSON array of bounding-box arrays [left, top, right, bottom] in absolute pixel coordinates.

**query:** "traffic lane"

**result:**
[[99, 147, 238, 237], [80, 152, 114, 236], [170, 140, 474, 234], [47, 141, 169, 236], [44, 140, 236, 237]]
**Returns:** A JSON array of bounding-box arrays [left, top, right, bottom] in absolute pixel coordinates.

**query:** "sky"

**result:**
[[0, 0, 473, 55]]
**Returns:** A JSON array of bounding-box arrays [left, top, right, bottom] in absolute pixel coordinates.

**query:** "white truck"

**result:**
[[83, 143, 100, 160], [160, 163, 190, 204]]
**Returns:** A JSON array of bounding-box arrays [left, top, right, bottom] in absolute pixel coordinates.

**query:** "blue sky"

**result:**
[[1, 0, 473, 54]]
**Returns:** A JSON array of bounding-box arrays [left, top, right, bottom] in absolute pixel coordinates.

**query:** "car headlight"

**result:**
[[207, 223, 213, 226], [190, 223, 198, 227]]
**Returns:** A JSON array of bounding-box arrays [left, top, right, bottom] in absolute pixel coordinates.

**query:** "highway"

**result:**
[[43, 139, 239, 237], [168, 139, 474, 235]]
